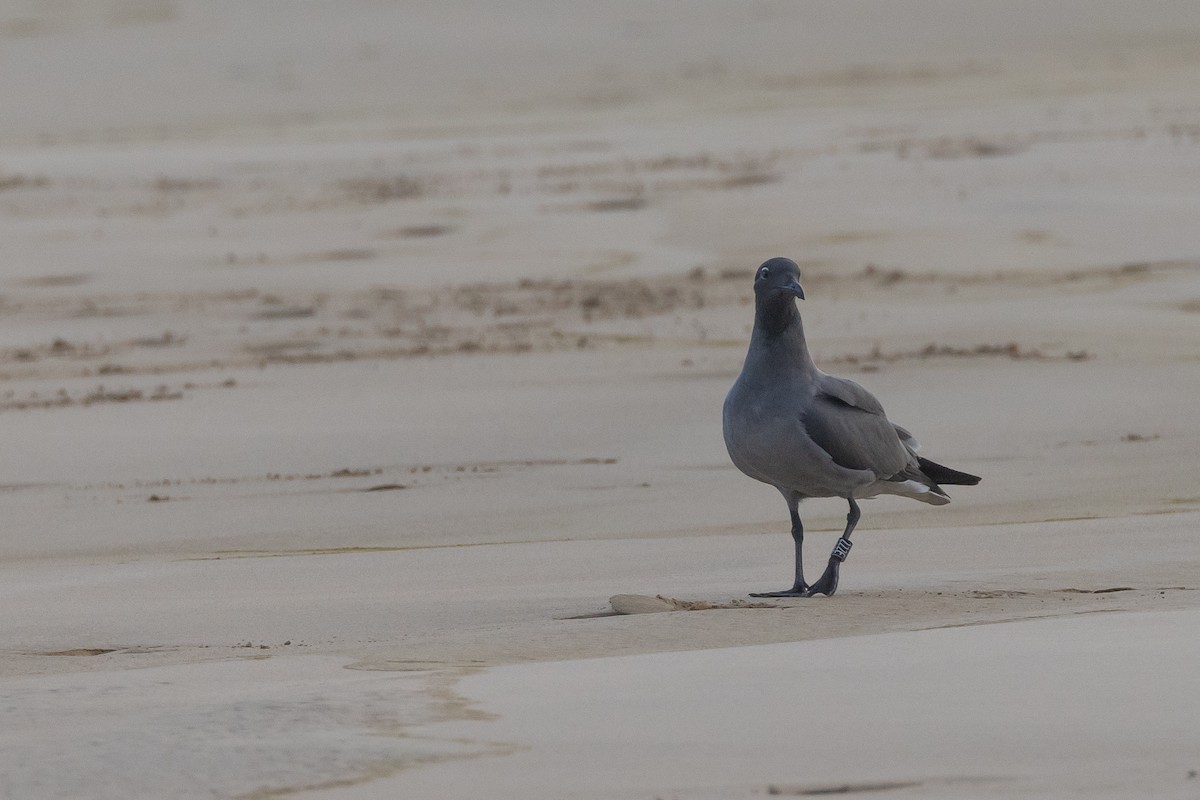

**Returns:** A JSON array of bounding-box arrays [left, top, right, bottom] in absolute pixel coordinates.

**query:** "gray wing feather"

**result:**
[[815, 374, 887, 416], [803, 374, 909, 477], [892, 423, 920, 452]]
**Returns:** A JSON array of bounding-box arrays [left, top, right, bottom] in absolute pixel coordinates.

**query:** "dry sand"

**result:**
[[2, 2, 1200, 798]]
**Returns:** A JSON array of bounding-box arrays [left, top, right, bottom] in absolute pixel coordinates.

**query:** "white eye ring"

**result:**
[[759, 267, 770, 279]]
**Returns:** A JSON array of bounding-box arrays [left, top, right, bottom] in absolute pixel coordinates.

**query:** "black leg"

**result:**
[[804, 497, 860, 597], [750, 493, 809, 597]]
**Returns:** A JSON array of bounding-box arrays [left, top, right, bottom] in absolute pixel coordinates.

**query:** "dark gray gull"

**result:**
[[723, 257, 980, 597]]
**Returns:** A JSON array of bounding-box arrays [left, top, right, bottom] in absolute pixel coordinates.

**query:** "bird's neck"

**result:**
[[749, 295, 817, 375]]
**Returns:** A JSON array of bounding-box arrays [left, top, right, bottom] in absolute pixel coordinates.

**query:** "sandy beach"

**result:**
[[2, 2, 1200, 797]]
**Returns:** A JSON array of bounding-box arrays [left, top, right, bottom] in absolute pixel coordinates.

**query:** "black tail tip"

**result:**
[[917, 456, 981, 486]]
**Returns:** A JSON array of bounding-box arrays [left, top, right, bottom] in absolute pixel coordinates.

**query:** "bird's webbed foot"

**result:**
[[748, 584, 809, 598], [802, 561, 840, 596]]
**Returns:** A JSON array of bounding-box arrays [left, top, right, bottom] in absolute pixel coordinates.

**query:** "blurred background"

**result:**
[[4, 0, 1200, 289]]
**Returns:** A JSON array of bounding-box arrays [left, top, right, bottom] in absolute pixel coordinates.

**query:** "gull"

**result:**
[[723, 257, 980, 596]]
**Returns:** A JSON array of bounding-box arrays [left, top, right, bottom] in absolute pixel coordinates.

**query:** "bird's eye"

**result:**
[[759, 267, 770, 279]]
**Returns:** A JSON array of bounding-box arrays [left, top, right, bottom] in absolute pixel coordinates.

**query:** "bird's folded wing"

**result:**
[[803, 375, 908, 476]]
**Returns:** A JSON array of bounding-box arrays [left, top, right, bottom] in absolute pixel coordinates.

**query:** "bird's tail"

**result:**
[[917, 456, 981, 486]]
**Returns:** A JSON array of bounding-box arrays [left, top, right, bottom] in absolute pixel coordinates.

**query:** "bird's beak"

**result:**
[[784, 280, 805, 300]]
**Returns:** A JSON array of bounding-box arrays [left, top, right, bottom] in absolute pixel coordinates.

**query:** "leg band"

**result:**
[[831, 537, 853, 562]]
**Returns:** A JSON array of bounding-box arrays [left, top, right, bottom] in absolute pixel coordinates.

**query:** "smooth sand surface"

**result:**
[[3, 2, 1200, 798], [364, 609, 1200, 800]]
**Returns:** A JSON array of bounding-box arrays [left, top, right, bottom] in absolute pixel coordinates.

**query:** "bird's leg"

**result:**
[[804, 497, 860, 597], [750, 498, 808, 597]]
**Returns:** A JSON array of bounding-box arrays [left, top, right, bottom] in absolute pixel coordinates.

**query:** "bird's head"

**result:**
[[753, 257, 805, 301]]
